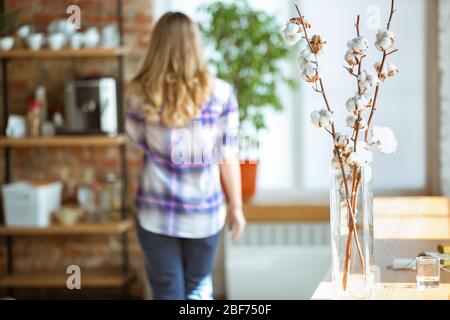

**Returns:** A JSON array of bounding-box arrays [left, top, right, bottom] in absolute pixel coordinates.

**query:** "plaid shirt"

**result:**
[[125, 79, 239, 238]]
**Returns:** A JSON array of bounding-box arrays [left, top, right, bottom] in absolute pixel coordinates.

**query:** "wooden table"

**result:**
[[312, 197, 450, 300]]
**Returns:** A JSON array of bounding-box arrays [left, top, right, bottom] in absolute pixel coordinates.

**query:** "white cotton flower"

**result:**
[[347, 36, 369, 55], [298, 48, 315, 65], [311, 109, 333, 128], [284, 31, 303, 46], [369, 126, 398, 154], [346, 97, 357, 113], [374, 61, 387, 80], [347, 142, 373, 167], [298, 37, 309, 51], [283, 21, 304, 46], [346, 94, 371, 113], [302, 62, 320, 83], [284, 22, 300, 36], [386, 61, 398, 78], [346, 115, 357, 128], [345, 50, 360, 66], [375, 29, 395, 51], [334, 132, 350, 148], [346, 115, 368, 131], [374, 61, 398, 80], [358, 70, 379, 92]]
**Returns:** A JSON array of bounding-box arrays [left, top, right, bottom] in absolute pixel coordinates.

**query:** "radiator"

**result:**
[[224, 222, 331, 300]]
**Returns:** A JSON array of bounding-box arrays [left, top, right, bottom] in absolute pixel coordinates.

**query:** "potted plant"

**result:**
[[199, 0, 295, 201], [0, 9, 21, 51]]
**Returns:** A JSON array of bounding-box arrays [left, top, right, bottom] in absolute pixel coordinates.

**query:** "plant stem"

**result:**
[[364, 0, 397, 142]]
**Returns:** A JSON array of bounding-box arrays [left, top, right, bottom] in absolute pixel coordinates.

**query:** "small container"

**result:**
[[27, 100, 42, 137], [2, 181, 63, 227], [416, 256, 440, 289], [100, 173, 122, 221]]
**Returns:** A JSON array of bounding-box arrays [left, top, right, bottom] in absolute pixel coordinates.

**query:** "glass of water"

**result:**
[[416, 256, 440, 289]]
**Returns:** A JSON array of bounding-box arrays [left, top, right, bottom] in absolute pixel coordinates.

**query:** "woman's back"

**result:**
[[126, 78, 239, 238]]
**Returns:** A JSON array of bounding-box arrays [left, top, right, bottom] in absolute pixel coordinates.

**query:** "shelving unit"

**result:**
[[0, 218, 133, 236], [0, 0, 134, 297], [0, 270, 133, 288], [0, 134, 126, 147], [0, 47, 128, 59]]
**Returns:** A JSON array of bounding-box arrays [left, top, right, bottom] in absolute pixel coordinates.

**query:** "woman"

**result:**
[[125, 12, 246, 300]]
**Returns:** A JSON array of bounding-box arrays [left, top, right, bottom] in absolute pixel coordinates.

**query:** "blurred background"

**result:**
[[0, 0, 447, 299]]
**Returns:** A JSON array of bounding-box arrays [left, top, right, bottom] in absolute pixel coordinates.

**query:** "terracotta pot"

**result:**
[[221, 161, 258, 203]]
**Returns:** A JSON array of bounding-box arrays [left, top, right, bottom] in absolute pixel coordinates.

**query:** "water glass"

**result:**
[[416, 256, 440, 289]]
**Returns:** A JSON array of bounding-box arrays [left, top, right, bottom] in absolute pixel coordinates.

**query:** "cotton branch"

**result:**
[[364, 0, 397, 142]]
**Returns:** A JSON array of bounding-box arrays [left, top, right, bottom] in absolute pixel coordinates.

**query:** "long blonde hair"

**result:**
[[131, 12, 212, 128]]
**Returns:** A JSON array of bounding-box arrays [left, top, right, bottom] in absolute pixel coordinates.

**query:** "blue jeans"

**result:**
[[136, 222, 222, 300]]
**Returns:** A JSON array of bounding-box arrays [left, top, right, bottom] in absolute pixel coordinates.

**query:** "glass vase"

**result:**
[[329, 162, 375, 299]]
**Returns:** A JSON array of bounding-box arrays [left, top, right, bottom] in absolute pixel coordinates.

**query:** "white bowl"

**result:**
[[70, 32, 83, 50], [0, 37, 14, 51], [27, 33, 45, 51], [17, 25, 31, 39], [48, 33, 66, 50], [83, 27, 100, 48]]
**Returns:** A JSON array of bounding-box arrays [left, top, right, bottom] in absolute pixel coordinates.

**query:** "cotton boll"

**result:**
[[311, 109, 333, 128], [346, 95, 370, 113], [358, 119, 368, 131], [335, 133, 350, 148], [358, 70, 379, 92], [346, 115, 368, 131], [370, 126, 398, 154], [345, 50, 359, 66], [347, 142, 373, 167], [284, 31, 302, 46], [375, 29, 395, 51], [284, 22, 300, 36], [310, 110, 321, 127], [346, 115, 357, 128], [302, 63, 320, 83], [298, 37, 308, 51], [355, 94, 371, 110], [386, 61, 398, 78], [346, 97, 357, 113], [374, 61, 388, 81], [298, 48, 315, 71], [310, 35, 327, 55], [347, 36, 369, 55], [300, 48, 315, 61]]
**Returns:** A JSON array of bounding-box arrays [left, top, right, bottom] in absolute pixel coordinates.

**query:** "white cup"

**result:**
[[70, 32, 83, 50], [6, 115, 26, 138], [17, 25, 31, 39], [48, 32, 66, 50], [83, 27, 100, 48], [0, 37, 14, 51], [27, 33, 45, 51], [102, 24, 119, 48]]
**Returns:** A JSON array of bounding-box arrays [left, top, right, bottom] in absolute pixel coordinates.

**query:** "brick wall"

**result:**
[[0, 0, 153, 299]]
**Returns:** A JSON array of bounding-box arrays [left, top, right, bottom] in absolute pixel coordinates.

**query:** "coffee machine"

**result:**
[[64, 77, 118, 134]]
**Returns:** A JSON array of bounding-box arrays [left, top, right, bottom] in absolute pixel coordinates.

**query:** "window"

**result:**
[[153, 0, 429, 200]]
